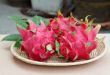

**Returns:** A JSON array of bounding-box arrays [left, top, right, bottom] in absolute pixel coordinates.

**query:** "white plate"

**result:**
[[10, 40, 106, 66]]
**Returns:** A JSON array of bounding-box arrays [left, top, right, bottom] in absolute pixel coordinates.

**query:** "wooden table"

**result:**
[[0, 34, 110, 75]]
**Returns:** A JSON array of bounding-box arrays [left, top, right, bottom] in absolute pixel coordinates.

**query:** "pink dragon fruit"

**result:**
[[58, 24, 101, 61], [17, 20, 56, 61], [49, 13, 88, 38], [49, 13, 101, 61], [16, 13, 101, 62], [49, 14, 76, 36]]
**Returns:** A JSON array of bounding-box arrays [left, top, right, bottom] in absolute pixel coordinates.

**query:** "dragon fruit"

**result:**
[[17, 20, 56, 61], [49, 15, 74, 35], [16, 13, 101, 62], [58, 25, 101, 61], [49, 13, 101, 61]]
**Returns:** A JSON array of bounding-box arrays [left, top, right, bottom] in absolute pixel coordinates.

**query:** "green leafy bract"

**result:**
[[32, 16, 49, 25], [2, 34, 22, 48], [11, 16, 28, 29]]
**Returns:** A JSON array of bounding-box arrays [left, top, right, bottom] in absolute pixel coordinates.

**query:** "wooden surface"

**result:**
[[0, 34, 110, 75]]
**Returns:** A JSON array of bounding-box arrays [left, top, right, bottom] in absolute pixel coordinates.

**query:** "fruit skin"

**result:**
[[17, 20, 56, 61], [49, 14, 101, 61]]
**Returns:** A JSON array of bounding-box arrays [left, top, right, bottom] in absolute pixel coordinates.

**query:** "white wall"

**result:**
[[31, 0, 62, 15]]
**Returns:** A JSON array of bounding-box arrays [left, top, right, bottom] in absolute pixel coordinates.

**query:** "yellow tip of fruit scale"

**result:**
[[70, 12, 73, 17], [57, 10, 63, 16], [95, 24, 101, 32], [85, 15, 91, 23], [80, 19, 83, 22]]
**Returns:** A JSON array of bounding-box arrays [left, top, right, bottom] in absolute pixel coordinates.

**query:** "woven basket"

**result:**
[[10, 39, 106, 66]]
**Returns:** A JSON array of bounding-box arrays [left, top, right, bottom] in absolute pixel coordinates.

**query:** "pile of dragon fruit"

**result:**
[[17, 14, 101, 62]]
